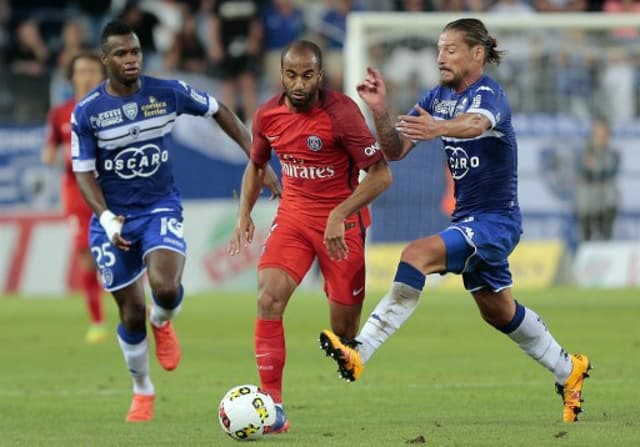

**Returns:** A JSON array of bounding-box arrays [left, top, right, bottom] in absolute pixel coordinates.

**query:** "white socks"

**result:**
[[149, 302, 182, 328], [356, 282, 422, 364], [505, 306, 573, 384], [117, 335, 155, 395]]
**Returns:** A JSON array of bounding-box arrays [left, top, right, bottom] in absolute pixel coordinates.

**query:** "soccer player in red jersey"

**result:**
[[229, 40, 392, 433], [42, 51, 107, 343]]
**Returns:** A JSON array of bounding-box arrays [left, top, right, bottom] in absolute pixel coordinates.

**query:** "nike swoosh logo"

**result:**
[[265, 135, 279, 142], [352, 287, 364, 296], [256, 353, 270, 358]]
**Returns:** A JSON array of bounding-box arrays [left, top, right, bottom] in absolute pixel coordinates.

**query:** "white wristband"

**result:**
[[99, 210, 122, 242]]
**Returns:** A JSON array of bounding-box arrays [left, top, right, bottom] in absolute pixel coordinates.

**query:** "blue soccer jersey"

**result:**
[[413, 74, 519, 220], [71, 75, 219, 214]]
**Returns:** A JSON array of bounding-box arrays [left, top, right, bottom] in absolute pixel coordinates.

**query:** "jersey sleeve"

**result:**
[[45, 107, 62, 148], [332, 96, 382, 170], [250, 108, 272, 165], [466, 84, 505, 129], [71, 107, 97, 172], [172, 80, 220, 118]]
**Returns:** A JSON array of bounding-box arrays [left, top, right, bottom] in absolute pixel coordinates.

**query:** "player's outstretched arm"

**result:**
[[324, 159, 392, 261], [75, 171, 131, 251], [213, 102, 282, 199], [397, 107, 491, 141], [229, 161, 265, 255], [357, 67, 413, 161]]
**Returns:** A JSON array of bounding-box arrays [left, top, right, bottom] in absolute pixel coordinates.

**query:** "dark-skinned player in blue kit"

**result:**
[[72, 20, 281, 422]]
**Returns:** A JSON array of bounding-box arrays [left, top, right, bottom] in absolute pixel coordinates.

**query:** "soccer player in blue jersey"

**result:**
[[71, 20, 281, 422], [320, 18, 590, 423]]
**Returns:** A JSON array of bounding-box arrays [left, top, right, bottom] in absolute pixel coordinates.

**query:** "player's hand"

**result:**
[[396, 105, 441, 141], [111, 226, 132, 251], [356, 67, 387, 114], [262, 164, 282, 200], [324, 212, 348, 261], [99, 211, 131, 251], [229, 214, 255, 255]]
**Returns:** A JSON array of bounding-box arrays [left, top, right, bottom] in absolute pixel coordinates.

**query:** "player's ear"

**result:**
[[318, 69, 324, 83]]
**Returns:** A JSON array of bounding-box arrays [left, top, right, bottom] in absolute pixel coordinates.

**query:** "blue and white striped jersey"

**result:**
[[412, 74, 520, 220], [71, 75, 219, 214]]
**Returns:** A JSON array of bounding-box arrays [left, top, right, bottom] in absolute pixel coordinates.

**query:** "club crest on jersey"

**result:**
[[100, 268, 114, 287], [122, 102, 138, 120], [306, 135, 323, 152]]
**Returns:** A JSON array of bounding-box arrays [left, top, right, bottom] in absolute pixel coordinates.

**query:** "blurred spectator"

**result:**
[[205, 0, 262, 124], [118, 0, 162, 70], [0, 0, 9, 62], [5, 18, 51, 122], [490, 0, 535, 13], [6, 18, 50, 77], [600, 48, 635, 121], [68, 0, 113, 46], [574, 118, 620, 241], [317, 0, 362, 91], [49, 19, 91, 105], [164, 9, 208, 73], [603, 0, 640, 41], [534, 0, 587, 11], [383, 0, 439, 115], [433, 0, 486, 10], [262, 0, 306, 91]]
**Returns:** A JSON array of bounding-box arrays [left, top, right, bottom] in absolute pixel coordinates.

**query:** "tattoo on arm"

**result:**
[[373, 110, 403, 159]]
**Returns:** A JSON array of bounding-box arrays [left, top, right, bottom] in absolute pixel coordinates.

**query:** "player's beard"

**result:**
[[285, 88, 315, 109]]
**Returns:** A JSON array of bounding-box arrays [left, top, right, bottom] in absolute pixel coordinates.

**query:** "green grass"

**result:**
[[0, 287, 638, 446]]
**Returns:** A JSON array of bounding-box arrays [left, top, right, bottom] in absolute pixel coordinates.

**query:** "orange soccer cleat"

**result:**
[[149, 307, 182, 371], [126, 394, 155, 422], [319, 329, 364, 382], [555, 353, 591, 422]]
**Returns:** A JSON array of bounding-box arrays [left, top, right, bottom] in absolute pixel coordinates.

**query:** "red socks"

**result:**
[[81, 270, 103, 324], [254, 319, 285, 404]]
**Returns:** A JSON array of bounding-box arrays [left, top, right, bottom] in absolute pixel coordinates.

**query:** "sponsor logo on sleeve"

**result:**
[[364, 142, 379, 156]]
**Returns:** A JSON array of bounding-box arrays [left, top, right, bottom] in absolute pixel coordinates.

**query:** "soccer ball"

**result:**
[[218, 384, 276, 441]]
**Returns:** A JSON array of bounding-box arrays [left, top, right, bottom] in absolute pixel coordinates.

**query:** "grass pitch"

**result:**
[[0, 287, 638, 446]]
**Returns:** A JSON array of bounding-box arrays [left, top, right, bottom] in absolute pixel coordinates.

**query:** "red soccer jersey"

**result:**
[[251, 89, 383, 227], [45, 99, 88, 216]]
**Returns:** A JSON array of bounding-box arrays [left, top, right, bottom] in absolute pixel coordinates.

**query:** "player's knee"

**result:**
[[400, 243, 436, 274], [257, 290, 286, 317], [149, 278, 181, 304], [120, 302, 146, 331]]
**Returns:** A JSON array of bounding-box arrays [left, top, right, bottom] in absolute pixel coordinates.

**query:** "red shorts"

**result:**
[[258, 215, 367, 306]]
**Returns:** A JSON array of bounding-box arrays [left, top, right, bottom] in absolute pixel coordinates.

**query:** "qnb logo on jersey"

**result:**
[[103, 144, 169, 179], [363, 142, 380, 156], [281, 161, 335, 180], [445, 145, 479, 180]]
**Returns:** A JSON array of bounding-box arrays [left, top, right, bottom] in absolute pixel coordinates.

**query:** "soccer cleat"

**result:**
[[149, 307, 181, 371], [85, 325, 107, 344], [125, 394, 155, 422], [319, 329, 364, 382], [264, 405, 290, 434], [555, 353, 591, 422]]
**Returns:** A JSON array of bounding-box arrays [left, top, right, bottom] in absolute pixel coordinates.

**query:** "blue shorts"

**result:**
[[439, 212, 522, 293], [89, 207, 186, 292]]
